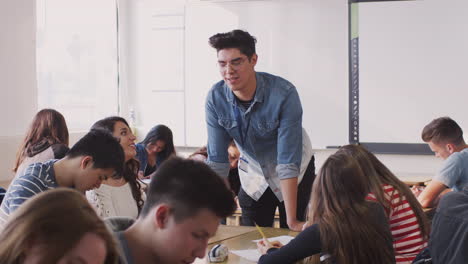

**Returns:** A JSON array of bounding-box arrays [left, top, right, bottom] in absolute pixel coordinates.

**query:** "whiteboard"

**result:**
[[359, 0, 468, 143]]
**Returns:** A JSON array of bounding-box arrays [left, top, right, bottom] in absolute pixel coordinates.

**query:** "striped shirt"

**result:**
[[367, 184, 428, 264], [0, 160, 59, 227]]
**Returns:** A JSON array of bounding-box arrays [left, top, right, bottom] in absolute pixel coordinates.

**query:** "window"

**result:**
[[36, 0, 119, 131]]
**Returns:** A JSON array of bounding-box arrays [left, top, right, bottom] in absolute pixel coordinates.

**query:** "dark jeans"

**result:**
[[238, 156, 316, 228]]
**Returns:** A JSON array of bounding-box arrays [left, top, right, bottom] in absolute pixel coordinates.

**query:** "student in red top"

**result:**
[[337, 145, 429, 264]]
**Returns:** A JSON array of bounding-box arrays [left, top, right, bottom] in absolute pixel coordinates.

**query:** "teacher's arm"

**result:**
[[277, 87, 304, 231]]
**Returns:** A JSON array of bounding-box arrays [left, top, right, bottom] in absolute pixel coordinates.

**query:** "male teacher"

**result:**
[[205, 29, 315, 231]]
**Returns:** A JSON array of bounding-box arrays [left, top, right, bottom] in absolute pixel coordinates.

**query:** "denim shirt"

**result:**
[[205, 72, 306, 196]]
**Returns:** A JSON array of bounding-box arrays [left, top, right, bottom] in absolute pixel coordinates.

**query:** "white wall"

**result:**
[[120, 0, 187, 143], [0, 0, 37, 136], [0, 0, 37, 183]]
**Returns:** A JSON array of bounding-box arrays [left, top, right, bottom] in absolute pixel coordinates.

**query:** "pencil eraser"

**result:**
[[208, 244, 228, 263]]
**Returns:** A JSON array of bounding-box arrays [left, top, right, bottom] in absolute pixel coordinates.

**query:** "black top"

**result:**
[[429, 188, 468, 264], [144, 164, 156, 176], [50, 143, 69, 159], [258, 202, 392, 264], [27, 139, 68, 158], [235, 95, 254, 111]]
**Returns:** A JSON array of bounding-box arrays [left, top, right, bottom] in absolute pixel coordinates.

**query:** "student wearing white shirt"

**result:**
[[86, 116, 145, 219]]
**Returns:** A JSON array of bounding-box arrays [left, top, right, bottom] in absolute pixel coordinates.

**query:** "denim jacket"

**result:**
[[205, 72, 307, 197]]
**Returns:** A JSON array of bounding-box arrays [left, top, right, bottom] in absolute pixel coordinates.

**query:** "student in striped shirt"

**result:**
[[0, 129, 125, 227], [337, 145, 429, 264]]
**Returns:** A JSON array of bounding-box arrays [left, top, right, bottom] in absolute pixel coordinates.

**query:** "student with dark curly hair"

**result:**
[[86, 117, 145, 219]]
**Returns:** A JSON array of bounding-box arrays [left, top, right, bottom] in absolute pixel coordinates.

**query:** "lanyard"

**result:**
[[233, 105, 250, 146]]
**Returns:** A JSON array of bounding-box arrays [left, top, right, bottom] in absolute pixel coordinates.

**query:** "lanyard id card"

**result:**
[[238, 157, 249, 173]]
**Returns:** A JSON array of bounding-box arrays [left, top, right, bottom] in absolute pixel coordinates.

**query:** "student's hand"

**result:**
[[411, 185, 425, 197], [138, 171, 151, 180], [302, 221, 310, 231], [288, 219, 306, 232], [257, 239, 283, 255]]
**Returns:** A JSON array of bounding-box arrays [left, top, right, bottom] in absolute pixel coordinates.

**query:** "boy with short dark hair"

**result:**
[[0, 129, 124, 226], [413, 117, 468, 208], [108, 157, 236, 264]]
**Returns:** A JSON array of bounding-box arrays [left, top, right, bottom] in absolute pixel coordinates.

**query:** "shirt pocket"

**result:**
[[217, 118, 241, 139], [253, 119, 279, 138], [218, 118, 238, 130]]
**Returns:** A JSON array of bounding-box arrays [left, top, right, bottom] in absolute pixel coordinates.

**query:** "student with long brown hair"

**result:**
[[257, 152, 395, 264], [13, 108, 69, 175], [0, 188, 118, 264], [86, 116, 144, 219], [337, 145, 429, 263]]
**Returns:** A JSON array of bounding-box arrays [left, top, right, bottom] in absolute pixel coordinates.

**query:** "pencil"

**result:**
[[254, 223, 271, 246]]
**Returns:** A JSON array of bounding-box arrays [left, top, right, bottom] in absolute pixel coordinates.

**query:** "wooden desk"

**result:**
[[396, 172, 432, 186], [195, 226, 298, 264], [209, 225, 256, 244]]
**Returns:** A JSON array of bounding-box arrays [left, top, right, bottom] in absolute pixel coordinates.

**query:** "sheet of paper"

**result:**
[[252, 235, 295, 245], [141, 178, 151, 184], [230, 249, 262, 262], [230, 235, 295, 262]]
